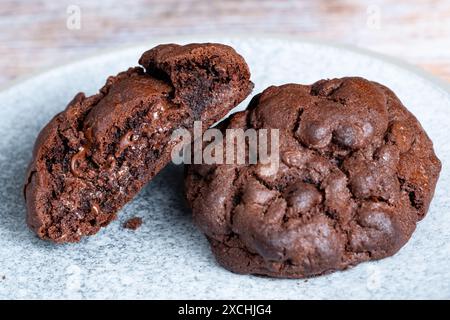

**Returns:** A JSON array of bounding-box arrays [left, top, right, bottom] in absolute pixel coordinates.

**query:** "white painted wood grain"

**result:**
[[1, 0, 449, 85]]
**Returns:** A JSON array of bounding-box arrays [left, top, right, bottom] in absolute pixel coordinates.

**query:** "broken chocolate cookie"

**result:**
[[24, 43, 253, 242]]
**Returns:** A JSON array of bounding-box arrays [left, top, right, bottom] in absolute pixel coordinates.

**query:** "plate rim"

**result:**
[[1, 33, 449, 97]]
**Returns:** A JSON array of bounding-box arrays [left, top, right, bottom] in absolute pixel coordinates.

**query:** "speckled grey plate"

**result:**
[[0, 36, 449, 299]]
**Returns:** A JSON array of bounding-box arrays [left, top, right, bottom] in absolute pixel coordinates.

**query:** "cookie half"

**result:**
[[185, 77, 441, 278], [24, 43, 253, 242]]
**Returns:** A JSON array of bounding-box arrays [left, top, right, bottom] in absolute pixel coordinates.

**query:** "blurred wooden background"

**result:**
[[1, 0, 450, 86]]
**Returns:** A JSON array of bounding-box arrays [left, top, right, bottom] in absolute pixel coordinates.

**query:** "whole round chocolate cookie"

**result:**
[[185, 77, 441, 278], [24, 43, 253, 243]]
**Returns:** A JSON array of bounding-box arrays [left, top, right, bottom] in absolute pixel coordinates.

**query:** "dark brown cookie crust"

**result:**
[[185, 77, 441, 278], [24, 43, 253, 243]]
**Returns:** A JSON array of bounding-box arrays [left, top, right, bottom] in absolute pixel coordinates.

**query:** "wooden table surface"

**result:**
[[1, 0, 450, 86]]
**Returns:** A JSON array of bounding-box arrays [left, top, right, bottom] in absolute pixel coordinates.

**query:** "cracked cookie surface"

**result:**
[[185, 77, 441, 278], [24, 43, 253, 243]]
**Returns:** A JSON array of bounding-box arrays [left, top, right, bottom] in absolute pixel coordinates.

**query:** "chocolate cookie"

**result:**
[[185, 77, 441, 278], [24, 43, 253, 242]]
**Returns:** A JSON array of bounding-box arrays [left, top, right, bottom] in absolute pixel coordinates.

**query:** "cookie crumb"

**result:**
[[123, 217, 143, 230]]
